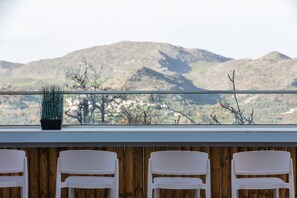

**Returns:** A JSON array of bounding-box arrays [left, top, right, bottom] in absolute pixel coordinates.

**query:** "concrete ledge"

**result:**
[[0, 125, 296, 147]]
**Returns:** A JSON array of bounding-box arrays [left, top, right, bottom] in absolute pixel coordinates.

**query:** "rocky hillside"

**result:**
[[0, 60, 23, 76], [6, 41, 231, 91], [187, 51, 297, 90], [3, 42, 297, 92]]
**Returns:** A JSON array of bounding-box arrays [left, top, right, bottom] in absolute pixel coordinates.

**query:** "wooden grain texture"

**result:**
[[2, 146, 297, 198], [1, 183, 11, 197], [39, 148, 48, 198], [210, 147, 221, 198], [134, 147, 144, 198], [28, 148, 39, 198], [125, 147, 134, 198], [144, 147, 153, 198], [221, 147, 230, 198], [48, 148, 57, 198]]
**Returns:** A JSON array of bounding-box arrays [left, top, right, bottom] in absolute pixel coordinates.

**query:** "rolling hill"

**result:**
[[4, 41, 231, 91]]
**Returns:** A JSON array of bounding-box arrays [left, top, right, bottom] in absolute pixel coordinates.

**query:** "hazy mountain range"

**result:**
[[1, 41, 297, 91]]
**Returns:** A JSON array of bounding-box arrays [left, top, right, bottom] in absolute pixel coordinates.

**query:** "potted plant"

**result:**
[[40, 85, 64, 130]]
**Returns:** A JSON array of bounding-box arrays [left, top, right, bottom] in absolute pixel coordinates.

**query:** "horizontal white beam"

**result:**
[[0, 125, 296, 147]]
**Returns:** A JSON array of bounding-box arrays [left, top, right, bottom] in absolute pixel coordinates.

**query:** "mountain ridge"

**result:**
[[8, 41, 232, 90], [1, 41, 296, 92], [257, 51, 291, 61]]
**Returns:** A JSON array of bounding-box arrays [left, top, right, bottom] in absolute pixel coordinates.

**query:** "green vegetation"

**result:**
[[41, 85, 64, 120], [190, 61, 218, 74]]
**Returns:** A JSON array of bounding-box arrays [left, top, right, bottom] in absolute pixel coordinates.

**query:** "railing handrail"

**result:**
[[1, 90, 297, 95]]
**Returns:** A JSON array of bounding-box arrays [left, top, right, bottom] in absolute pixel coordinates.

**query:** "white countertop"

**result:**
[[0, 125, 296, 147]]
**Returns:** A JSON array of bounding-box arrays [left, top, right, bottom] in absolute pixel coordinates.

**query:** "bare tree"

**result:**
[[156, 70, 255, 125], [119, 95, 161, 124], [158, 96, 197, 124], [65, 59, 125, 124], [121, 105, 154, 124], [210, 70, 255, 125]]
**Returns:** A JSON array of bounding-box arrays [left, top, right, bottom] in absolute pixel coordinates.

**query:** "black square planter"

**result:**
[[40, 119, 62, 130]]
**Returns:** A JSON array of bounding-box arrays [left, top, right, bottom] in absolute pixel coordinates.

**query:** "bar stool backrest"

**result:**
[[150, 151, 208, 175], [59, 150, 117, 175], [0, 149, 26, 173], [233, 150, 291, 175]]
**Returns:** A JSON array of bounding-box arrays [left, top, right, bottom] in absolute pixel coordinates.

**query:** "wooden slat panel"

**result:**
[[125, 147, 134, 198], [10, 187, 19, 198], [221, 147, 231, 198], [48, 148, 57, 198], [28, 148, 39, 198], [1, 185, 11, 197], [2, 146, 297, 198], [210, 147, 221, 198], [144, 147, 153, 198], [134, 147, 144, 198], [39, 148, 48, 198]]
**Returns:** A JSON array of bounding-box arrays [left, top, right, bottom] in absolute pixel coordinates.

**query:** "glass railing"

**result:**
[[1, 90, 297, 125]]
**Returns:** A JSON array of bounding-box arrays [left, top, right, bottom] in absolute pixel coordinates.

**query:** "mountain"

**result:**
[[187, 52, 297, 90], [126, 67, 218, 104], [258, 51, 291, 62], [0, 60, 23, 69], [4, 41, 297, 91], [0, 60, 23, 76], [8, 41, 231, 91]]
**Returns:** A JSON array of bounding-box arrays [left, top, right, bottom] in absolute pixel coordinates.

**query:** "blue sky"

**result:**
[[0, 0, 296, 63]]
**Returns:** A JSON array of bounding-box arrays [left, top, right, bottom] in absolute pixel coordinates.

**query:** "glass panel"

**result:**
[[1, 92, 297, 125]]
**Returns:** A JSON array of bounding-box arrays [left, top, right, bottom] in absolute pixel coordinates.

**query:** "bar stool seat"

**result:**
[[153, 177, 204, 189], [0, 176, 24, 187], [234, 177, 288, 189], [64, 176, 115, 188]]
